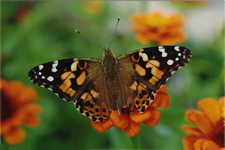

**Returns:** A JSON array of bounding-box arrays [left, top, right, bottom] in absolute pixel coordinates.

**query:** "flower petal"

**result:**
[[110, 111, 129, 129], [144, 107, 161, 126], [185, 109, 214, 134], [91, 120, 106, 134], [182, 135, 200, 150], [157, 85, 168, 92], [102, 117, 114, 130], [3, 126, 25, 145], [130, 108, 151, 123], [150, 92, 170, 108], [21, 104, 42, 127], [202, 140, 221, 150], [130, 11, 186, 45], [124, 118, 140, 137], [194, 138, 221, 150], [198, 98, 221, 126], [181, 125, 206, 136], [219, 96, 225, 118]]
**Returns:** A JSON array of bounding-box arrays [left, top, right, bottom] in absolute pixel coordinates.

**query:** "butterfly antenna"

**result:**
[[76, 30, 105, 50], [109, 17, 120, 49]]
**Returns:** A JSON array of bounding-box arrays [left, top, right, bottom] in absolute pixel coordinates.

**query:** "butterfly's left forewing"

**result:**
[[28, 58, 102, 101]]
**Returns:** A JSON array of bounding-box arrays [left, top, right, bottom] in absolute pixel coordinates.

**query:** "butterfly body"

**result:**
[[28, 46, 191, 122]]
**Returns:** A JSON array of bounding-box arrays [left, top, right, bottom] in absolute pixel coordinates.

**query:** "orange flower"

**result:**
[[81, 1, 105, 16], [91, 85, 170, 137], [130, 10, 187, 45], [181, 96, 225, 150], [12, 5, 32, 24], [171, 1, 208, 6], [0, 79, 42, 145]]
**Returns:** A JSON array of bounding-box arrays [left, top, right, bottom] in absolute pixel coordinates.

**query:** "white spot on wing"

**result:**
[[178, 53, 181, 56], [52, 61, 59, 67], [47, 76, 54, 82], [167, 59, 174, 65], [52, 68, 57, 72], [174, 46, 180, 52], [158, 46, 165, 52], [158, 46, 167, 58], [39, 65, 44, 70], [175, 57, 179, 61], [162, 52, 167, 57]]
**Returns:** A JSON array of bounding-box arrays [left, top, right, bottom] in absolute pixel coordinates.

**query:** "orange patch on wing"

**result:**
[[148, 60, 160, 67], [146, 62, 164, 79], [135, 64, 146, 76], [149, 76, 159, 85], [91, 89, 99, 98], [60, 71, 71, 80], [59, 73, 75, 92], [129, 81, 137, 91], [131, 55, 140, 62], [79, 61, 88, 70], [66, 88, 76, 97], [81, 92, 88, 100], [76, 71, 86, 85]]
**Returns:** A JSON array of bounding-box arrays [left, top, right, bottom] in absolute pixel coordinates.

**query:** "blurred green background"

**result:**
[[1, 1, 224, 149]]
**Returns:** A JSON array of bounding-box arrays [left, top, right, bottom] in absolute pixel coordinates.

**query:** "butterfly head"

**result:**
[[102, 48, 118, 74], [103, 48, 116, 59]]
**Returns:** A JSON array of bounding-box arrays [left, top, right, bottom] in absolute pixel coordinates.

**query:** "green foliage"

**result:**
[[1, 1, 224, 149]]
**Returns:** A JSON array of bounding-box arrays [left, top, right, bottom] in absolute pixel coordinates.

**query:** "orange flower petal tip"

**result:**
[[194, 139, 221, 150], [102, 117, 114, 130], [157, 85, 169, 92], [181, 125, 205, 136], [110, 111, 129, 129], [198, 98, 221, 125], [130, 109, 151, 124], [124, 119, 140, 137], [144, 107, 161, 126], [3, 126, 25, 145], [91, 120, 106, 134], [150, 92, 170, 108]]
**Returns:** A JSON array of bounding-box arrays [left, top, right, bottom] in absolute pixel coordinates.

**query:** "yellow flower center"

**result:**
[[146, 12, 168, 27]]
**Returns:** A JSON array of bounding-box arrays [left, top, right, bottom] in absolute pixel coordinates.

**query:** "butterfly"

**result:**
[[28, 45, 191, 122]]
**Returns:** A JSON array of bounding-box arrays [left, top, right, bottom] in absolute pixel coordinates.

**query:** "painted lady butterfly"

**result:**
[[28, 44, 191, 122]]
